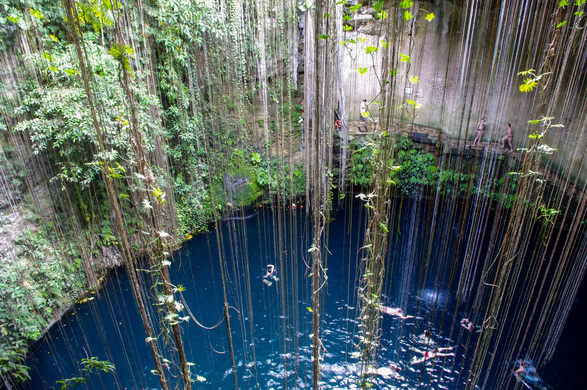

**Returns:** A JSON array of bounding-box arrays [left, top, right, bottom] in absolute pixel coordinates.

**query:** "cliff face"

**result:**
[[336, 1, 586, 181]]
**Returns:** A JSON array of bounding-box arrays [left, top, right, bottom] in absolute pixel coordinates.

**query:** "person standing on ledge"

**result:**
[[471, 116, 487, 147], [500, 123, 514, 152], [360, 99, 369, 122]]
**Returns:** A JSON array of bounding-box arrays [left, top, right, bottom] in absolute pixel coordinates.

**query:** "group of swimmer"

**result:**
[[265, 267, 546, 388], [374, 306, 548, 388], [471, 116, 514, 151], [376, 305, 457, 368]]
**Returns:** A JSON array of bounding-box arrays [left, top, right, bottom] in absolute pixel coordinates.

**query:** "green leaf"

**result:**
[[6, 15, 20, 24], [559, 0, 569, 6], [350, 4, 362, 12], [365, 45, 378, 54], [358, 67, 368, 75], [404, 10, 413, 20], [318, 34, 330, 40], [30, 8, 43, 20], [399, 53, 411, 62], [373, 0, 384, 12], [409, 76, 419, 84], [425, 13, 435, 21], [49, 34, 59, 42], [389, 69, 398, 77], [377, 10, 388, 19], [378, 222, 389, 233], [556, 20, 567, 28], [399, 0, 414, 9], [343, 15, 352, 21], [343, 24, 353, 31], [519, 78, 538, 92], [575, 10, 584, 17], [517, 68, 536, 76]]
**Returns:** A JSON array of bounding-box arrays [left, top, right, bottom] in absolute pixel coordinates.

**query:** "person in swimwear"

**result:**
[[500, 123, 514, 152], [472, 116, 487, 147], [410, 346, 455, 365], [378, 305, 414, 320], [263, 264, 279, 285], [366, 362, 405, 381], [514, 359, 550, 389], [460, 318, 474, 331]]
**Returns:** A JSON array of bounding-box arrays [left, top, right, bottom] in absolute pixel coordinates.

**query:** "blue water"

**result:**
[[18, 199, 587, 389]]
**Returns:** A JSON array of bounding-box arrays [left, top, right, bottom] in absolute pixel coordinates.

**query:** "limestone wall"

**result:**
[[338, 0, 586, 182]]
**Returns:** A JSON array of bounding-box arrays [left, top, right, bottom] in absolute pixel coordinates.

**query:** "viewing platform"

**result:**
[[347, 120, 520, 159]]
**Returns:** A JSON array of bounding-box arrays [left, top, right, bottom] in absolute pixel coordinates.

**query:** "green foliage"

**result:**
[[399, 0, 414, 9], [108, 43, 134, 76], [517, 69, 549, 93], [390, 143, 437, 196], [0, 227, 86, 382], [56, 357, 115, 389], [0, 344, 30, 383], [253, 158, 306, 200], [349, 140, 375, 187], [74, 0, 117, 32], [538, 205, 561, 225], [174, 173, 212, 235], [12, 39, 157, 187]]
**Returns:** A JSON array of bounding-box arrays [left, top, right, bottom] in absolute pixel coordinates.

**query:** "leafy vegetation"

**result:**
[[0, 225, 87, 383], [56, 357, 115, 389]]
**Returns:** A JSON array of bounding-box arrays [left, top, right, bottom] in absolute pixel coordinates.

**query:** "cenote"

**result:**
[[18, 198, 587, 389], [1, 1, 587, 390]]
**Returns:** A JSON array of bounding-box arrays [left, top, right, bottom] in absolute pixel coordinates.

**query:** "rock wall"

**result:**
[[337, 1, 586, 181]]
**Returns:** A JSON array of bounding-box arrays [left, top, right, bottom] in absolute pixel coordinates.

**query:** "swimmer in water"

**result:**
[[414, 329, 436, 346], [514, 359, 550, 390], [460, 318, 474, 331], [263, 264, 279, 286], [366, 362, 405, 381], [378, 305, 414, 320], [410, 346, 455, 365]]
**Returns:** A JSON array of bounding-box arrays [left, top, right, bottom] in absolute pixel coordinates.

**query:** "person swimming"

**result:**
[[413, 329, 436, 346], [263, 264, 279, 286], [366, 362, 405, 381], [378, 305, 414, 320], [514, 359, 550, 390], [410, 346, 455, 365], [460, 318, 474, 331]]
